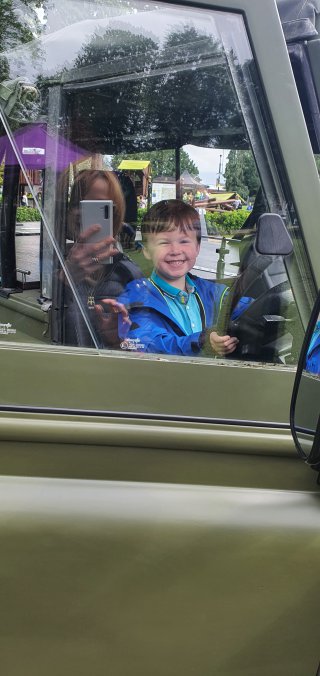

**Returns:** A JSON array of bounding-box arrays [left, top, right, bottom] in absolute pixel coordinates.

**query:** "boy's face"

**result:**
[[143, 227, 200, 289]]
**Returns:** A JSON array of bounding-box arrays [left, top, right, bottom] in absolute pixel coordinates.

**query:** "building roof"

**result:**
[[118, 160, 151, 170], [208, 191, 244, 202]]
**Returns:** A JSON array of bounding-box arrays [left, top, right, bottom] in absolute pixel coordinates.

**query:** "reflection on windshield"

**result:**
[[63, 169, 142, 349], [0, 0, 310, 365]]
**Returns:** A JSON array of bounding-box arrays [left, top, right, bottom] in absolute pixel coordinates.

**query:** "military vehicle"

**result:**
[[0, 0, 320, 674]]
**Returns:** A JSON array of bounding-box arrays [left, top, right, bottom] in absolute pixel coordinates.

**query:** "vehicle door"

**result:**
[[0, 1, 319, 675]]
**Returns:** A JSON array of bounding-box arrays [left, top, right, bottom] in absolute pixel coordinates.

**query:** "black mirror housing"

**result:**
[[255, 213, 293, 256]]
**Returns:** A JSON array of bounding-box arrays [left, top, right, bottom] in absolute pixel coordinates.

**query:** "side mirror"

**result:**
[[290, 291, 320, 471]]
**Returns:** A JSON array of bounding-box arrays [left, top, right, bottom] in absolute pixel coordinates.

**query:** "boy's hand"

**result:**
[[96, 299, 131, 325], [209, 331, 239, 355], [93, 299, 131, 347]]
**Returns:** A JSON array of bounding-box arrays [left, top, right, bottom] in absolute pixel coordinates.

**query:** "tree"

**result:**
[[224, 149, 260, 199], [154, 26, 246, 151], [67, 22, 246, 157], [0, 0, 43, 81], [71, 28, 159, 155], [0, 1, 45, 134], [110, 149, 200, 179]]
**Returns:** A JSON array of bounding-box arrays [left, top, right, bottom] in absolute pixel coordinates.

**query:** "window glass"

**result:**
[[0, 0, 312, 363]]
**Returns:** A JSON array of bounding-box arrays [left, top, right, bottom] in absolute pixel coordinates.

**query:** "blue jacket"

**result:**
[[118, 275, 252, 356], [306, 322, 320, 375]]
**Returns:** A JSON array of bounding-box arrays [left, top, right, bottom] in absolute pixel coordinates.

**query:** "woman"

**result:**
[[63, 169, 142, 348]]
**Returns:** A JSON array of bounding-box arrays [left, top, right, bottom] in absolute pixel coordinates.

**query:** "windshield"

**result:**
[[0, 0, 313, 366]]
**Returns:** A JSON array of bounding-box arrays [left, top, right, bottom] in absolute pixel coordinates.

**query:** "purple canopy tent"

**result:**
[[0, 122, 87, 171]]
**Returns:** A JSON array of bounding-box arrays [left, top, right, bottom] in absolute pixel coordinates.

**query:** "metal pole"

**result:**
[[216, 237, 229, 281], [0, 162, 20, 290], [175, 147, 181, 199]]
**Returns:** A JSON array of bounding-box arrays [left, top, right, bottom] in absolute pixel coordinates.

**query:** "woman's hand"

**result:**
[[209, 331, 239, 355], [65, 225, 118, 284], [94, 299, 131, 347]]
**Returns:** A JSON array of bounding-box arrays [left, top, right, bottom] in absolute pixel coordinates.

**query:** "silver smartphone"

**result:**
[[80, 199, 113, 263]]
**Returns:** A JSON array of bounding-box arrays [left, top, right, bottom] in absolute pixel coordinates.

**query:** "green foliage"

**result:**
[[128, 248, 153, 278], [0, 0, 43, 82], [75, 28, 158, 69], [0, 1, 36, 51], [111, 149, 200, 179], [224, 150, 260, 200], [16, 206, 40, 222], [73, 27, 159, 154], [72, 21, 243, 158], [205, 208, 248, 235], [160, 26, 243, 149], [137, 207, 147, 226]]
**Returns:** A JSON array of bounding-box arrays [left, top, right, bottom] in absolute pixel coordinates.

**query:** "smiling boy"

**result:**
[[118, 199, 251, 356]]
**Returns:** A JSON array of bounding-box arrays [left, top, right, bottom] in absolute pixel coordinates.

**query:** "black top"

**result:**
[[64, 252, 143, 348]]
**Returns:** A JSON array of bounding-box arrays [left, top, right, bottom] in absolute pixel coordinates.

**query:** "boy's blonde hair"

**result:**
[[141, 199, 201, 244]]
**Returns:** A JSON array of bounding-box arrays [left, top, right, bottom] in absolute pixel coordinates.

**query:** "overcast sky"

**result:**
[[184, 145, 228, 187]]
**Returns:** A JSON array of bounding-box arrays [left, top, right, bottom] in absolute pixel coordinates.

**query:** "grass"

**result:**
[[124, 247, 153, 278]]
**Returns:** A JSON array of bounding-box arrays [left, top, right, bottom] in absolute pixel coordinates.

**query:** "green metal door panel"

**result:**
[[0, 429, 317, 491], [0, 0, 318, 425], [0, 344, 296, 423], [1, 477, 319, 676], [0, 299, 49, 343]]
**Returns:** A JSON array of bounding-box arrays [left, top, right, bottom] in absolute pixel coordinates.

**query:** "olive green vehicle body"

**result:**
[[1, 0, 320, 675]]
